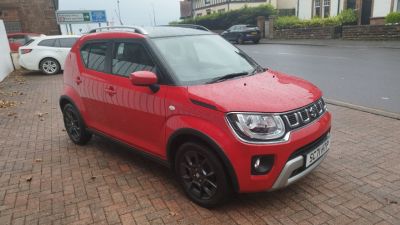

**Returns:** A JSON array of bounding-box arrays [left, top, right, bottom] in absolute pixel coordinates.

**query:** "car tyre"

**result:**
[[253, 39, 260, 44], [62, 103, 92, 145], [237, 36, 245, 45], [40, 58, 60, 75], [175, 142, 231, 208]]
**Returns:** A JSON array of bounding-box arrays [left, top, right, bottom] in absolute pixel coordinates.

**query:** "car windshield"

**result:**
[[152, 35, 259, 85]]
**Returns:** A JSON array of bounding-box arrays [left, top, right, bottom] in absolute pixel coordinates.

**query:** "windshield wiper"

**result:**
[[206, 72, 249, 84]]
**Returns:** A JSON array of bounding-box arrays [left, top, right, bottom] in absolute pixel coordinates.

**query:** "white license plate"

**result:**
[[305, 136, 330, 168]]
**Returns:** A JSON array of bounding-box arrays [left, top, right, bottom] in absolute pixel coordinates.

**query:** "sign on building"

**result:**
[[56, 10, 107, 24]]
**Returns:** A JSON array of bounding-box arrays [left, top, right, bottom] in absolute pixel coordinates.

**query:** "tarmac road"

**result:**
[[239, 44, 400, 113]]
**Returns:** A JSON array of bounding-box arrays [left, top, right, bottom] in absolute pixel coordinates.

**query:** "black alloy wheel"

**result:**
[[176, 142, 231, 208], [62, 103, 92, 145]]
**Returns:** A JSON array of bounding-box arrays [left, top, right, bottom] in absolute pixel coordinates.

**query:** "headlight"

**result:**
[[227, 113, 286, 141]]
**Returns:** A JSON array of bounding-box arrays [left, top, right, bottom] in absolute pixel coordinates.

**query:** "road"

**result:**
[[239, 44, 400, 113]]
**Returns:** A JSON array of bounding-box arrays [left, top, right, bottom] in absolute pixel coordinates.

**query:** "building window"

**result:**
[[218, 9, 226, 13], [323, 0, 330, 18], [397, 0, 400, 12], [197, 13, 203, 17], [347, 0, 356, 9], [206, 9, 211, 15], [205, 0, 210, 5], [314, 0, 321, 17]]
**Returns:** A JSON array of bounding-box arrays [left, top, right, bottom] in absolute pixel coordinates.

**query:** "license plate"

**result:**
[[251, 32, 257, 35], [305, 136, 330, 168]]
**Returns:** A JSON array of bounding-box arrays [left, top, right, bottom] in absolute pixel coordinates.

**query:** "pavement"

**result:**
[[0, 71, 400, 225], [238, 43, 400, 114], [260, 39, 400, 49]]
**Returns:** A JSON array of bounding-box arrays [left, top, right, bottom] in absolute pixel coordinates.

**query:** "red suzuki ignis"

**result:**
[[60, 26, 331, 208]]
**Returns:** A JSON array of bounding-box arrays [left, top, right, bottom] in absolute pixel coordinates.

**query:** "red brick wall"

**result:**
[[0, 0, 60, 35]]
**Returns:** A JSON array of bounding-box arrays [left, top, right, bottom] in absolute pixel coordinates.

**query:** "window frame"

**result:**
[[110, 40, 158, 78], [323, 0, 330, 18], [79, 40, 112, 74]]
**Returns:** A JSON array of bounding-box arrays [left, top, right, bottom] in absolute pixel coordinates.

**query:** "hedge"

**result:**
[[385, 12, 400, 24], [171, 4, 276, 30], [275, 9, 357, 29]]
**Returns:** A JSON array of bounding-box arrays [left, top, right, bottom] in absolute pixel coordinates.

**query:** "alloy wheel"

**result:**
[[179, 150, 218, 200], [63, 107, 81, 141]]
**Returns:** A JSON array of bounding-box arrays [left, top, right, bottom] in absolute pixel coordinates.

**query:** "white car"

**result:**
[[19, 35, 80, 75]]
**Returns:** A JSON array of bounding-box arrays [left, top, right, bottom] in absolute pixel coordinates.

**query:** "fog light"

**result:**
[[251, 155, 274, 175]]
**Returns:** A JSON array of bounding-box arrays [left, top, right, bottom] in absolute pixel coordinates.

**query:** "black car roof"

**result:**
[[145, 26, 213, 38]]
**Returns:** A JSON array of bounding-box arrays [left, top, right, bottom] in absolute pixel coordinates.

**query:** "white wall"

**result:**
[[372, 0, 392, 17], [0, 20, 14, 82], [298, 0, 313, 19], [330, 0, 340, 17], [277, 0, 297, 9]]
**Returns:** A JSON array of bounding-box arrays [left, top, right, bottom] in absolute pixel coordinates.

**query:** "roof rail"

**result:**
[[88, 26, 148, 35]]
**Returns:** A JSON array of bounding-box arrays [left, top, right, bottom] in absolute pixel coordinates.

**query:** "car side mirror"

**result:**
[[129, 71, 159, 93]]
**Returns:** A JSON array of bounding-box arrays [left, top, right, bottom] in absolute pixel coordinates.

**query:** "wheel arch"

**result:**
[[167, 128, 239, 192]]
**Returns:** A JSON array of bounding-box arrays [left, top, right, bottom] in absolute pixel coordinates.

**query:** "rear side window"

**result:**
[[59, 38, 78, 48], [8, 35, 26, 45], [112, 42, 156, 77], [38, 39, 56, 47], [81, 43, 108, 72]]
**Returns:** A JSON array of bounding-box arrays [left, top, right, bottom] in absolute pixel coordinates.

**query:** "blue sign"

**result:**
[[90, 10, 107, 23]]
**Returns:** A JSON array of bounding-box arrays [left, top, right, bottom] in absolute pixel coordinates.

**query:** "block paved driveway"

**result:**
[[0, 71, 399, 225]]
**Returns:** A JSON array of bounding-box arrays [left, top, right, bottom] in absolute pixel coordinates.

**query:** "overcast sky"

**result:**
[[59, 0, 180, 34]]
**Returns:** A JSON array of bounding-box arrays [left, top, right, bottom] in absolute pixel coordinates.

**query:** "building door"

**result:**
[[361, 0, 372, 25]]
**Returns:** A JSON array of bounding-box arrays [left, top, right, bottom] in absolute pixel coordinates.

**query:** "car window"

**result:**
[[153, 35, 256, 85], [9, 35, 26, 45], [81, 43, 108, 72], [59, 38, 78, 48], [38, 39, 56, 47], [112, 42, 156, 77]]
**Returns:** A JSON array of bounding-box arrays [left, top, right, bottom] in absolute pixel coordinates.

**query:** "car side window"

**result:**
[[112, 42, 156, 77], [9, 35, 26, 45], [38, 39, 56, 47], [81, 43, 108, 72], [59, 38, 78, 48]]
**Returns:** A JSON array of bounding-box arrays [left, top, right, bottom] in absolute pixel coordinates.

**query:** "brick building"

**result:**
[[0, 0, 60, 34]]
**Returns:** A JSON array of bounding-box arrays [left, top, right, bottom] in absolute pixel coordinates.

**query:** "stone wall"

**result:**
[[0, 0, 60, 35], [342, 24, 400, 40], [273, 26, 341, 39]]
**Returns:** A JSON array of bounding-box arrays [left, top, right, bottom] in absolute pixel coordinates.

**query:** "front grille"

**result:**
[[281, 98, 326, 131]]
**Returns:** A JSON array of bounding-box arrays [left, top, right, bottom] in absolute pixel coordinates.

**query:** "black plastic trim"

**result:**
[[190, 99, 218, 110]]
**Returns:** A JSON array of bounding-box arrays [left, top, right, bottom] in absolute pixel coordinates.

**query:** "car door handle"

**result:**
[[105, 87, 117, 96], [74, 77, 82, 85]]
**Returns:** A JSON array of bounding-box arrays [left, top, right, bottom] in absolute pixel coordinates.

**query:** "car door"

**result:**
[[102, 40, 167, 156], [226, 26, 236, 41], [77, 41, 113, 133], [58, 38, 78, 69]]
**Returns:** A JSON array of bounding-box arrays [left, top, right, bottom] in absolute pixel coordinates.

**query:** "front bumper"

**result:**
[[225, 112, 331, 193], [271, 134, 329, 190]]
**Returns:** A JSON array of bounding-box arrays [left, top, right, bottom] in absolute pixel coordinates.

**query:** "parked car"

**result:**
[[7, 32, 42, 52], [19, 35, 80, 75], [60, 26, 331, 208], [221, 24, 261, 44]]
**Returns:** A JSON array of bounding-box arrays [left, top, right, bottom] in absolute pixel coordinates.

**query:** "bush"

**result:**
[[275, 16, 341, 29], [338, 9, 357, 25], [275, 9, 357, 29], [385, 12, 400, 24], [171, 4, 276, 30]]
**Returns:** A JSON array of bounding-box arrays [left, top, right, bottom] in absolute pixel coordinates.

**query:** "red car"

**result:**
[[60, 26, 331, 207], [7, 32, 41, 52]]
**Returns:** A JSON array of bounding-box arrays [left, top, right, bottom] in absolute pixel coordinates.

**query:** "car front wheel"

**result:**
[[62, 103, 92, 145], [175, 142, 231, 208], [40, 58, 60, 75]]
